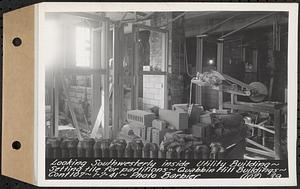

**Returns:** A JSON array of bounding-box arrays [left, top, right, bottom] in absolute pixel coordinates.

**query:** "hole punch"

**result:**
[[12, 37, 22, 47], [12, 141, 21, 150]]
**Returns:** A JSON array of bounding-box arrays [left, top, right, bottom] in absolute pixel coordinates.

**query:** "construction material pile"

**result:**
[[159, 130, 203, 154], [210, 113, 246, 141], [120, 104, 246, 159], [195, 70, 225, 86]]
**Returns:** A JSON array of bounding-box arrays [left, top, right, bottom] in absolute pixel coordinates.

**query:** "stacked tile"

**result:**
[[127, 110, 155, 140]]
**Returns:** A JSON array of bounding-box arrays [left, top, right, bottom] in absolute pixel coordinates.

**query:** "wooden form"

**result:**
[[223, 101, 286, 159]]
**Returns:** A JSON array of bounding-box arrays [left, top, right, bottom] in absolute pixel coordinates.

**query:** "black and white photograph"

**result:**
[[34, 2, 298, 187]]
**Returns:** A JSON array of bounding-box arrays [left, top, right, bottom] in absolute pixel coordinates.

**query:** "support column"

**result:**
[[53, 72, 59, 137], [217, 41, 224, 110], [195, 37, 203, 105], [112, 24, 124, 139], [132, 26, 139, 109], [274, 109, 282, 159], [102, 20, 110, 139]]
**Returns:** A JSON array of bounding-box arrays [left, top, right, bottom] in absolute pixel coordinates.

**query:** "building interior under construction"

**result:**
[[45, 11, 288, 160]]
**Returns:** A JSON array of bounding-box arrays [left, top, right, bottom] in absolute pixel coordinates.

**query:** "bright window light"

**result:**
[[45, 20, 59, 66], [75, 26, 91, 67]]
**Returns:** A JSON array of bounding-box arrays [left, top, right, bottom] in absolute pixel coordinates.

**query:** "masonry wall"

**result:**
[[68, 76, 93, 125], [143, 75, 165, 109], [169, 12, 187, 105], [144, 12, 187, 109], [151, 12, 186, 106], [142, 20, 167, 110]]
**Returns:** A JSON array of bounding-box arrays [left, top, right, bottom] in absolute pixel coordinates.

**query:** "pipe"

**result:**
[[218, 13, 275, 40], [197, 14, 238, 37]]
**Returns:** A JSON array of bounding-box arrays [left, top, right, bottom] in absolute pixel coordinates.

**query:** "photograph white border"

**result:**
[[35, 2, 298, 187]]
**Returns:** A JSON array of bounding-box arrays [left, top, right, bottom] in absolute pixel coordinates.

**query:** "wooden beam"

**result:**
[[134, 24, 168, 33], [246, 138, 274, 153], [90, 84, 113, 138], [246, 123, 275, 135], [223, 101, 284, 114], [63, 68, 105, 75], [246, 147, 275, 158]]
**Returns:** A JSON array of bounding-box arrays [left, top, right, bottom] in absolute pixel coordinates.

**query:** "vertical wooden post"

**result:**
[[230, 94, 234, 113], [252, 50, 258, 80], [217, 41, 224, 110], [195, 37, 203, 105], [112, 24, 124, 139], [274, 109, 282, 159], [53, 72, 59, 137], [132, 25, 139, 109], [92, 28, 102, 128], [163, 31, 169, 109], [273, 14, 281, 51], [48, 68, 55, 137], [102, 20, 110, 139]]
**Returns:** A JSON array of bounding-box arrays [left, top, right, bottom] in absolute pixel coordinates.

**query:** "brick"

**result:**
[[158, 109, 188, 130]]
